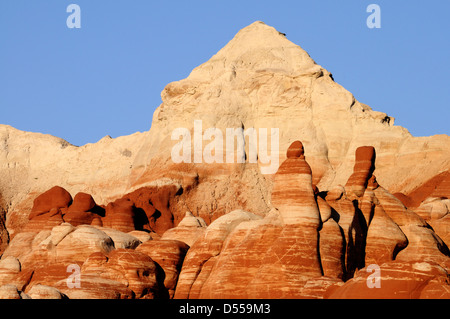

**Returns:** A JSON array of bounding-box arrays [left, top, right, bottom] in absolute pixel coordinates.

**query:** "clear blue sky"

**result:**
[[1, 1, 449, 146]]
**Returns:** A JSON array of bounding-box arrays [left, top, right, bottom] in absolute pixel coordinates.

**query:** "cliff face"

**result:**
[[129, 21, 449, 208], [3, 21, 448, 234], [0, 21, 448, 299]]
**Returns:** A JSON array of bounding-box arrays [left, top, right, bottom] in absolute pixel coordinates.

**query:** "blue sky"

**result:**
[[0, 1, 449, 146]]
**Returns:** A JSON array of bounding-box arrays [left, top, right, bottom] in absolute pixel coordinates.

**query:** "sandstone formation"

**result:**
[[325, 261, 450, 299], [345, 146, 376, 198], [170, 140, 449, 299], [160, 211, 207, 246], [63, 192, 98, 227], [0, 139, 448, 299], [0, 21, 448, 299], [1, 22, 449, 240], [136, 239, 189, 298]]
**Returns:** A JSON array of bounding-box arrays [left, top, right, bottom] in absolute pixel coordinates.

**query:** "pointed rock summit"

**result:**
[[187, 21, 319, 80], [128, 21, 449, 224]]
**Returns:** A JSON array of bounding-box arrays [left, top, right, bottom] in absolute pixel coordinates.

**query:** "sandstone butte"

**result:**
[[0, 21, 449, 299]]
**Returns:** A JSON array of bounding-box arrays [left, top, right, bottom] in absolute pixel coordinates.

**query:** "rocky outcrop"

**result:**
[[161, 211, 207, 246], [2, 22, 450, 240], [174, 209, 263, 299], [0, 207, 8, 256], [63, 192, 99, 227], [127, 20, 450, 226], [171, 140, 448, 299], [0, 140, 448, 299], [79, 249, 166, 299], [136, 239, 189, 298], [345, 146, 376, 198], [326, 261, 450, 299], [396, 171, 450, 209], [0, 21, 448, 300]]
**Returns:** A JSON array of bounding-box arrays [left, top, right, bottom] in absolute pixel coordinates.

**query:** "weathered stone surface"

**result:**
[[55, 225, 115, 264], [177, 142, 325, 298], [0, 256, 21, 286], [428, 214, 450, 248], [2, 21, 449, 240], [395, 224, 450, 268], [127, 230, 154, 243], [345, 146, 376, 198], [27, 284, 66, 299], [189, 211, 283, 299], [55, 274, 134, 299], [272, 141, 320, 227], [364, 205, 408, 265], [81, 249, 167, 299], [0, 284, 22, 299], [94, 227, 141, 249], [0, 21, 449, 300], [29, 186, 72, 219], [63, 192, 100, 226], [401, 171, 450, 208], [121, 185, 181, 235], [102, 198, 137, 233], [174, 210, 262, 299], [136, 239, 189, 297], [0, 208, 9, 256], [319, 218, 345, 279], [161, 211, 207, 246], [326, 261, 450, 299]]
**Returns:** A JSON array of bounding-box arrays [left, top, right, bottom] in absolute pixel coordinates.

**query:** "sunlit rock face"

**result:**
[[0, 21, 448, 299]]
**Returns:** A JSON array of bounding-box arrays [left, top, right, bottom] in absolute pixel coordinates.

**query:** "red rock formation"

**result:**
[[326, 261, 450, 299], [1, 140, 449, 299], [24, 263, 74, 294], [161, 211, 207, 246], [80, 249, 167, 299], [136, 239, 189, 298], [172, 141, 450, 299], [28, 186, 72, 220], [345, 146, 375, 198], [174, 209, 262, 299], [68, 192, 96, 213], [22, 186, 72, 233], [121, 185, 180, 235], [63, 192, 102, 226], [22, 185, 182, 236], [319, 217, 345, 279], [175, 142, 328, 299], [0, 284, 23, 299], [327, 146, 422, 281], [187, 213, 282, 299], [0, 256, 21, 287], [55, 274, 134, 299], [1, 21, 450, 301], [0, 208, 9, 256], [364, 205, 408, 265], [373, 187, 426, 227], [402, 171, 450, 208], [428, 214, 450, 248], [102, 198, 137, 233], [23, 208, 65, 233], [393, 192, 415, 208], [27, 284, 66, 299], [272, 141, 320, 227]]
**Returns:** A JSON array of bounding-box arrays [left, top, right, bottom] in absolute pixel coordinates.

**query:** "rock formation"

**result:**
[[0, 21, 448, 299]]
